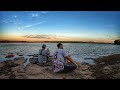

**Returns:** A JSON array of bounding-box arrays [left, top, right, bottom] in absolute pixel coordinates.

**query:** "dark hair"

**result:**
[[42, 44, 46, 49], [57, 43, 63, 48]]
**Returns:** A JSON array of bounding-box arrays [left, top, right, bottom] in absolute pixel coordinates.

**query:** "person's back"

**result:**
[[38, 44, 50, 63], [52, 43, 78, 73], [54, 48, 68, 63]]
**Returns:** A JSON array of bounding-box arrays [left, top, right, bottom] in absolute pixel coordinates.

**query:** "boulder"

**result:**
[[102, 66, 112, 74]]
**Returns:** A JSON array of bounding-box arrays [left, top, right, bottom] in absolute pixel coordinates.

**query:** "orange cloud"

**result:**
[[0, 33, 114, 43]]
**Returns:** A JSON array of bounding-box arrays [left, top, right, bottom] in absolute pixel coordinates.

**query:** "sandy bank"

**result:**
[[0, 57, 94, 79], [0, 54, 120, 79]]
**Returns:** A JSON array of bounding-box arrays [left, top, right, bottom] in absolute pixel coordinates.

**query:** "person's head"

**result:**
[[42, 44, 46, 49], [57, 43, 63, 49]]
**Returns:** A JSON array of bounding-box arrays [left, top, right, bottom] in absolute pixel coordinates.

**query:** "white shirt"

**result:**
[[54, 49, 68, 63]]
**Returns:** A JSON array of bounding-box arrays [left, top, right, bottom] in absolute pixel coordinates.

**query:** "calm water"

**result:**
[[0, 43, 120, 64]]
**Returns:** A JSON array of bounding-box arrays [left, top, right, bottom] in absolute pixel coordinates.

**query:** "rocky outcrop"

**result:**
[[0, 61, 19, 79], [91, 54, 120, 79]]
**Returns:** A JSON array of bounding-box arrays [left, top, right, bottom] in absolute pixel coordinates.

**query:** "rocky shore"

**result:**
[[91, 54, 120, 79], [0, 54, 120, 79]]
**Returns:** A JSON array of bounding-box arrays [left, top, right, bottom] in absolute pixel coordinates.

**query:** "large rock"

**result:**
[[81, 65, 90, 71], [102, 66, 112, 74]]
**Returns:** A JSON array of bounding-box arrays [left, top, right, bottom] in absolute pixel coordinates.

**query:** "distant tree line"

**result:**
[[114, 40, 120, 45], [0, 40, 27, 43], [0, 40, 113, 44]]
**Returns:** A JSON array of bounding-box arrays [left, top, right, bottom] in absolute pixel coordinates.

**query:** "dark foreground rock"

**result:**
[[91, 54, 120, 79]]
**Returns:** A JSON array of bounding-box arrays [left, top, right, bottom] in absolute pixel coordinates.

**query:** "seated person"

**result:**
[[52, 43, 78, 73], [38, 44, 50, 64]]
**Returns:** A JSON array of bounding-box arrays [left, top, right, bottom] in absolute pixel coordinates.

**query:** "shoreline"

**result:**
[[0, 54, 120, 79], [0, 41, 113, 44]]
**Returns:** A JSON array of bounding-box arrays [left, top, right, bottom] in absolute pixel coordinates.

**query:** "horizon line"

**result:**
[[0, 40, 114, 44]]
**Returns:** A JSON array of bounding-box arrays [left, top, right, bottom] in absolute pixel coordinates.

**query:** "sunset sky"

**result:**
[[0, 11, 120, 43]]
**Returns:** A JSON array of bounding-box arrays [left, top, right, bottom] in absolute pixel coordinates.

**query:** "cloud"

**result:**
[[25, 21, 46, 28], [22, 34, 59, 40], [14, 15, 17, 18], [41, 11, 48, 14], [23, 35, 51, 39], [17, 27, 22, 30], [2, 20, 8, 23], [31, 14, 39, 17], [2, 16, 18, 24]]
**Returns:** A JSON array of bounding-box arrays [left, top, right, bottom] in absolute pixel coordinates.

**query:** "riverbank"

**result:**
[[0, 40, 113, 44], [0, 57, 94, 79], [0, 54, 120, 79]]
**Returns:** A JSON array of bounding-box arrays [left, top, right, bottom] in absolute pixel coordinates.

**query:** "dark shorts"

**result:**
[[61, 63, 77, 73]]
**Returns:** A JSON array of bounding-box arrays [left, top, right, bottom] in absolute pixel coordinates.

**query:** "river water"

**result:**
[[0, 43, 120, 64]]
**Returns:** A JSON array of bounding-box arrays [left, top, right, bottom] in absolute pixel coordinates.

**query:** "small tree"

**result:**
[[114, 40, 120, 45]]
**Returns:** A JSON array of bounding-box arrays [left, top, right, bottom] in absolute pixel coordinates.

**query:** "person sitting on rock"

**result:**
[[52, 43, 78, 73], [38, 44, 50, 65]]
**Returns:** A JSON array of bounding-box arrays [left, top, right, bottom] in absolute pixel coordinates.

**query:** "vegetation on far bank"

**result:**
[[0, 40, 113, 44], [114, 40, 120, 45]]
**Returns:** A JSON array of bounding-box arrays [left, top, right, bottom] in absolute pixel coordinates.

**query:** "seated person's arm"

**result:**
[[65, 55, 78, 67]]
